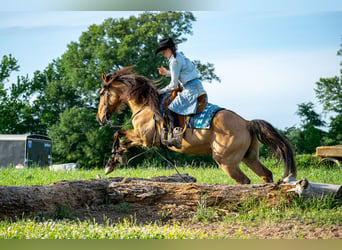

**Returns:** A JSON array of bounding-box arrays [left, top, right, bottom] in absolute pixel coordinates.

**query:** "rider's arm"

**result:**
[[159, 56, 181, 94]]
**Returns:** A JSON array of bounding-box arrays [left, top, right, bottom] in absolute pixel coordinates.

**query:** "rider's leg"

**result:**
[[165, 108, 179, 129], [165, 108, 182, 148]]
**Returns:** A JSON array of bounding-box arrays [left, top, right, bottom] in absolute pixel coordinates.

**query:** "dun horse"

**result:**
[[96, 67, 296, 184]]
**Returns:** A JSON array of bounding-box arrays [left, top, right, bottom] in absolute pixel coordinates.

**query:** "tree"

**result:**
[[325, 115, 342, 145], [292, 102, 326, 154], [0, 54, 19, 132], [43, 12, 220, 167], [0, 54, 46, 134], [315, 37, 342, 114], [315, 76, 341, 114], [0, 13, 220, 167], [296, 102, 326, 129], [0, 54, 19, 82], [48, 107, 113, 168], [314, 36, 342, 145]]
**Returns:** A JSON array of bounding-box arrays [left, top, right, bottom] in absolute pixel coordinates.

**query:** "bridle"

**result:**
[[99, 83, 112, 126], [100, 81, 147, 129]]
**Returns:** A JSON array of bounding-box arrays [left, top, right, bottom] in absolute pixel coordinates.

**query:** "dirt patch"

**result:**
[[70, 204, 342, 239], [189, 222, 342, 239]]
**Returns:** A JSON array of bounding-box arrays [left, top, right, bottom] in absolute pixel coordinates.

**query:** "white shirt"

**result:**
[[159, 52, 199, 94]]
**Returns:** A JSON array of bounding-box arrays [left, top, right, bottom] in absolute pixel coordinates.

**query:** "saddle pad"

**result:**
[[191, 103, 224, 129]]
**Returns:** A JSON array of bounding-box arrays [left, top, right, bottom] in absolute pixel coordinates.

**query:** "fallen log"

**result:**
[[0, 174, 194, 219], [282, 178, 342, 199], [0, 174, 341, 220]]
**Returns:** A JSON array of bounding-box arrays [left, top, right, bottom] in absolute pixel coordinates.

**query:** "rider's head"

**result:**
[[155, 37, 177, 58]]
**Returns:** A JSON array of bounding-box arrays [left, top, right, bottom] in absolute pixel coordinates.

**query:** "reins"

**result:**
[[107, 103, 147, 129], [152, 148, 190, 183], [126, 146, 190, 183]]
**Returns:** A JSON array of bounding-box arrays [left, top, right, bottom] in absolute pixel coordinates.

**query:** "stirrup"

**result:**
[[170, 127, 183, 149]]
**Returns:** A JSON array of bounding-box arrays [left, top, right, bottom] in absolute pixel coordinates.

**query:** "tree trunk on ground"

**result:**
[[0, 174, 341, 220]]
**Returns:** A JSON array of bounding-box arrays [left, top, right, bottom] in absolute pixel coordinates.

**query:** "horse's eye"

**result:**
[[99, 89, 105, 96]]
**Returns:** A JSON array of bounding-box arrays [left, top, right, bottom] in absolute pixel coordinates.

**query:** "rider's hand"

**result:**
[[158, 66, 167, 76]]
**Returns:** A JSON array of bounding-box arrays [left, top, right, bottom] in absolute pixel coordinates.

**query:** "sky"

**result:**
[[1, 1, 342, 130]]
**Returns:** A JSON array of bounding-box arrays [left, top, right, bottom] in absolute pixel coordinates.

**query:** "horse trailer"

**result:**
[[0, 134, 52, 167]]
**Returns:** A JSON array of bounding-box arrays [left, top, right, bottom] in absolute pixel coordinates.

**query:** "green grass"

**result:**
[[0, 217, 213, 239], [0, 158, 341, 186], [221, 195, 342, 227], [0, 158, 341, 239]]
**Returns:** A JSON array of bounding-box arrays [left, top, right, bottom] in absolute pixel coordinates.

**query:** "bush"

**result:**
[[295, 154, 319, 169]]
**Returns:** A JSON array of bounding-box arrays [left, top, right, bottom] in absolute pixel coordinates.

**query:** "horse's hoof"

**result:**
[[105, 165, 114, 175]]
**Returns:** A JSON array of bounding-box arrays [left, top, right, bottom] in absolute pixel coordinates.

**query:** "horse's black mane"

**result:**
[[107, 66, 163, 121]]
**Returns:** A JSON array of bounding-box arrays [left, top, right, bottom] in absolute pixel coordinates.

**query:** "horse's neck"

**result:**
[[127, 99, 147, 116]]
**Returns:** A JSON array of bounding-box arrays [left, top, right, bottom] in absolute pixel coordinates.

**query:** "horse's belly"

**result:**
[[171, 129, 212, 155]]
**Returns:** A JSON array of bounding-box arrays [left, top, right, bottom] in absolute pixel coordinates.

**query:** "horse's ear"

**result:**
[[102, 73, 107, 83]]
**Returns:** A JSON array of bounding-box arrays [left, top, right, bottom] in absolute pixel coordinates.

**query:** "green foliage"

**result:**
[[48, 107, 113, 168], [194, 193, 217, 222], [295, 154, 319, 169], [0, 12, 221, 168], [296, 125, 325, 154], [280, 37, 342, 153], [312, 36, 342, 145], [325, 114, 342, 145], [0, 55, 46, 134], [290, 102, 326, 154], [0, 54, 19, 82], [116, 201, 131, 213], [55, 204, 71, 220], [296, 102, 326, 129], [315, 76, 342, 114]]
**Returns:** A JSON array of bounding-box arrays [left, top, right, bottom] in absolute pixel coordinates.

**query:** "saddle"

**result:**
[[162, 87, 208, 128]]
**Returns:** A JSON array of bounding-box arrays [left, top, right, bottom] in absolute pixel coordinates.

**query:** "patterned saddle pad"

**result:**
[[190, 103, 224, 129]]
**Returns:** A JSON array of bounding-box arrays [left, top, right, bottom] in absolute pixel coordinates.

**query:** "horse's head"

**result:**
[[96, 72, 126, 126], [97, 66, 164, 126]]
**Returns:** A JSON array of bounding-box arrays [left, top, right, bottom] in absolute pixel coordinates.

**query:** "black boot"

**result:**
[[165, 109, 179, 129], [165, 109, 182, 148]]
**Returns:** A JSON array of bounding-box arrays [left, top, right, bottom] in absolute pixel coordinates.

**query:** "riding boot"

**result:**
[[171, 127, 183, 149], [166, 109, 182, 148]]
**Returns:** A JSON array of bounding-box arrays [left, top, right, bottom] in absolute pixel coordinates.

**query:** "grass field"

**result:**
[[1, 156, 341, 186], [0, 157, 342, 239]]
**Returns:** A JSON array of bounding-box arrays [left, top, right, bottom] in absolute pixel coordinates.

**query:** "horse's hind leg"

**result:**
[[242, 136, 273, 183], [220, 161, 251, 184], [213, 151, 251, 184]]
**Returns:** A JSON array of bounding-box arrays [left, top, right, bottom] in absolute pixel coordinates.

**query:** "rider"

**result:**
[[156, 37, 207, 148]]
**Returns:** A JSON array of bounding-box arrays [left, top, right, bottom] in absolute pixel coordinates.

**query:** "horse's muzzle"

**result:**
[[96, 113, 108, 126]]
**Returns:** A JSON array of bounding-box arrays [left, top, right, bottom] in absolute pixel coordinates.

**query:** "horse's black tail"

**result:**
[[247, 119, 297, 178]]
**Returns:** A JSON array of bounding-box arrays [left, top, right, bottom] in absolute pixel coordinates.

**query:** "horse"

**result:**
[[96, 66, 297, 184]]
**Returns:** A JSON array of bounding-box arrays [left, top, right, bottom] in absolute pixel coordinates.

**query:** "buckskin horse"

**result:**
[[96, 66, 296, 184]]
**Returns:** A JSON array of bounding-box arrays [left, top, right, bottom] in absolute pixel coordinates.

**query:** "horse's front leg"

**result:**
[[104, 129, 143, 175]]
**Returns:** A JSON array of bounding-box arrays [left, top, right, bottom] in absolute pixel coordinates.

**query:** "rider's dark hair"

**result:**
[[170, 46, 177, 58]]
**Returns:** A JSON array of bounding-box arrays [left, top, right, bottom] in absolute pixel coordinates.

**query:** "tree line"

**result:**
[[280, 48, 342, 154], [0, 12, 341, 167]]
